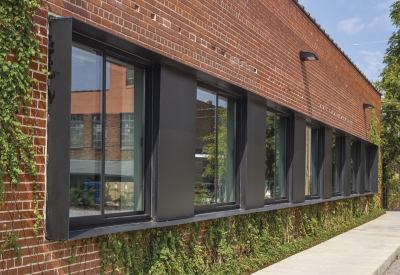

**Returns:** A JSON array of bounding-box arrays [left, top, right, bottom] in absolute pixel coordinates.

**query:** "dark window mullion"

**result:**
[[274, 115, 277, 197], [215, 94, 219, 205], [101, 48, 107, 218]]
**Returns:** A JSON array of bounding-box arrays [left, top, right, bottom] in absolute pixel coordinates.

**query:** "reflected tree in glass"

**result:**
[[195, 89, 235, 205], [265, 113, 287, 199]]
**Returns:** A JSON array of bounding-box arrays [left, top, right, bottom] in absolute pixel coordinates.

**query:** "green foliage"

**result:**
[[0, 0, 41, 203], [202, 107, 228, 184], [0, 231, 22, 260], [96, 196, 384, 275], [377, 1, 400, 205], [69, 245, 78, 264], [0, 0, 42, 261], [33, 182, 43, 236]]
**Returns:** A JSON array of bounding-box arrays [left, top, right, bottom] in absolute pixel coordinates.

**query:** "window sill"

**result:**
[[67, 192, 376, 240]]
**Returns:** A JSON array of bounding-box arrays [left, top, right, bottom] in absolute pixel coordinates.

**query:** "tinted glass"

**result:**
[[305, 127, 319, 196], [265, 113, 287, 199], [195, 88, 236, 205], [195, 89, 216, 205], [105, 57, 144, 213], [69, 43, 102, 217]]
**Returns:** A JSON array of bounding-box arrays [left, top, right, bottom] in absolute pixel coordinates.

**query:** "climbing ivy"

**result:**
[[0, 0, 43, 264], [0, 0, 42, 203], [94, 196, 383, 275], [368, 108, 383, 208]]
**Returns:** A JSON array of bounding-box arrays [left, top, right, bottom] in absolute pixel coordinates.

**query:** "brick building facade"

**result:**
[[0, 0, 380, 274]]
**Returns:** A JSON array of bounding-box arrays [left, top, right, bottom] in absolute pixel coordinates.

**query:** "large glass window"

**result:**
[[350, 141, 358, 193], [194, 88, 236, 207], [265, 112, 287, 200], [305, 126, 319, 197], [69, 42, 145, 219], [332, 136, 342, 195], [365, 146, 371, 192]]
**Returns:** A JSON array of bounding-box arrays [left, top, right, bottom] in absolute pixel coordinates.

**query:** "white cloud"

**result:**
[[337, 17, 365, 35], [359, 50, 384, 80], [368, 17, 380, 28]]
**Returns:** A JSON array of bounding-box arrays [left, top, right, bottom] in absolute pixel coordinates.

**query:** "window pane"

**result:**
[[365, 147, 371, 191], [265, 113, 287, 199], [332, 137, 341, 194], [305, 127, 318, 196], [217, 96, 236, 203], [195, 89, 216, 205], [105, 58, 144, 213], [265, 113, 275, 198], [351, 141, 356, 193], [276, 116, 287, 198], [70, 43, 102, 217], [71, 45, 109, 91]]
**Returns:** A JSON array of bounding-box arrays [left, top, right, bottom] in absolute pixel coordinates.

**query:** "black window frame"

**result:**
[[194, 84, 242, 214], [305, 124, 321, 200], [350, 140, 360, 194], [332, 135, 344, 196], [264, 109, 290, 204], [365, 146, 372, 192], [68, 33, 153, 230]]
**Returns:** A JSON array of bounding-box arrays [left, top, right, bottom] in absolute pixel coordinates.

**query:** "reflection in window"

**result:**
[[265, 113, 287, 200], [126, 69, 134, 86], [194, 88, 236, 206], [70, 114, 84, 148], [351, 141, 358, 193], [69, 42, 145, 218], [121, 113, 134, 148], [92, 114, 102, 148], [71, 45, 110, 91], [69, 43, 102, 217], [365, 147, 371, 192], [305, 127, 319, 196], [332, 136, 342, 195]]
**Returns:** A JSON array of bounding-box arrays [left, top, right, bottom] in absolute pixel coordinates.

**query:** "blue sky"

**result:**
[[297, 0, 397, 81]]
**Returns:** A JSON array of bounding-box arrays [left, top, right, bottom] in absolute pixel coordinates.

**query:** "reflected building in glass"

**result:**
[[69, 43, 144, 217]]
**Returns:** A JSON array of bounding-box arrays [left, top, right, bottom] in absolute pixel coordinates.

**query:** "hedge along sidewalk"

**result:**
[[252, 211, 400, 275]]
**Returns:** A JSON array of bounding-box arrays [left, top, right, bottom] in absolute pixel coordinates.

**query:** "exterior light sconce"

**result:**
[[300, 51, 319, 61], [363, 103, 374, 109]]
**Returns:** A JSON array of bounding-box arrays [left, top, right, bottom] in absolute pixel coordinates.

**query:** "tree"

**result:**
[[377, 1, 400, 209]]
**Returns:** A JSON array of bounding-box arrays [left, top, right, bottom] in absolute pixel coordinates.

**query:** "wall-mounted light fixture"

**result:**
[[363, 103, 374, 109], [300, 51, 319, 61]]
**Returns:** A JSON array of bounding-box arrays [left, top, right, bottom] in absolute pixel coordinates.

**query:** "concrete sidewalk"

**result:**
[[252, 211, 400, 275]]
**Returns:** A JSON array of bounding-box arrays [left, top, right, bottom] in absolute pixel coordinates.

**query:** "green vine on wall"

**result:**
[[94, 197, 383, 275], [368, 108, 382, 208], [0, 0, 43, 262], [368, 108, 380, 146], [0, 0, 42, 202]]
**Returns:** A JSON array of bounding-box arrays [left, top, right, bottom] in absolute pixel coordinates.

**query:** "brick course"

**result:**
[[0, 0, 380, 274]]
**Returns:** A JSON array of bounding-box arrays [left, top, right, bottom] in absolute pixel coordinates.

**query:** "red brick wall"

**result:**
[[0, 0, 380, 274]]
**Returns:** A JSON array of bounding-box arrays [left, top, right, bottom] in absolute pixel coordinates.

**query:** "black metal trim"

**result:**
[[67, 31, 154, 228], [194, 84, 242, 214], [264, 112, 291, 204], [69, 192, 376, 240]]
